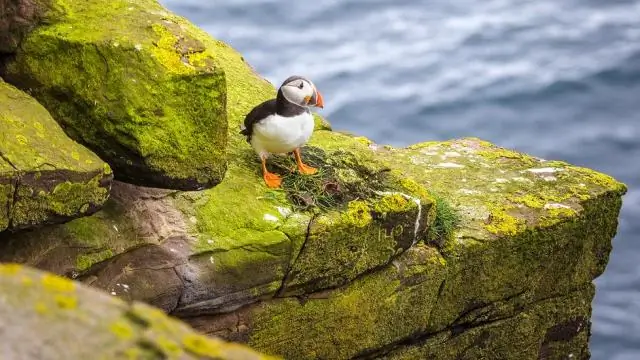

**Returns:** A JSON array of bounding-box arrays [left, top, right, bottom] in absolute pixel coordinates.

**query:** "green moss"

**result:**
[[477, 146, 537, 166], [539, 207, 578, 227], [10, 172, 110, 228], [76, 249, 114, 271], [249, 245, 447, 360], [0, 182, 14, 231], [382, 286, 593, 359], [0, 82, 111, 231], [341, 200, 373, 227], [571, 166, 627, 194], [280, 195, 427, 295], [50, 175, 108, 215]]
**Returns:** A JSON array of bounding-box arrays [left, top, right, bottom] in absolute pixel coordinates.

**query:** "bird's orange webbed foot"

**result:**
[[263, 171, 282, 188], [294, 148, 318, 175], [261, 156, 282, 188]]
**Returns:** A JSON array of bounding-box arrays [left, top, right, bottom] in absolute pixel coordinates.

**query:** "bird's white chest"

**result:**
[[251, 112, 315, 155]]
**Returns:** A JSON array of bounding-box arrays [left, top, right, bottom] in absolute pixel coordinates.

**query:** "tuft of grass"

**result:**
[[428, 192, 461, 246], [265, 147, 387, 212]]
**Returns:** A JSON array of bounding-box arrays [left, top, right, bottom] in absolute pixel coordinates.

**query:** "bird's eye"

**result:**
[[298, 82, 304, 89]]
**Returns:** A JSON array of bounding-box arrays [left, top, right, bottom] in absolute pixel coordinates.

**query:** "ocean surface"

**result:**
[[161, 0, 640, 358]]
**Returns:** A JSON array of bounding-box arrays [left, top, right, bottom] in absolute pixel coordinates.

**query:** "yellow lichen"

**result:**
[[477, 147, 537, 166], [484, 205, 524, 236], [41, 273, 75, 292], [399, 177, 433, 202], [156, 336, 182, 356], [110, 320, 135, 340], [341, 201, 373, 227], [54, 294, 78, 309], [149, 23, 195, 75], [373, 194, 410, 214], [0, 264, 23, 275], [571, 166, 627, 193], [182, 334, 221, 357], [35, 301, 48, 315], [509, 194, 545, 209]]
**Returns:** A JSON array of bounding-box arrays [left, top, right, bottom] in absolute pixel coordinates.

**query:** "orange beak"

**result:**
[[314, 89, 324, 108]]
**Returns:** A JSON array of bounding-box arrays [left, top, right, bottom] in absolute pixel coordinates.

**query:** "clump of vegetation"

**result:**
[[428, 192, 461, 246], [266, 146, 388, 212]]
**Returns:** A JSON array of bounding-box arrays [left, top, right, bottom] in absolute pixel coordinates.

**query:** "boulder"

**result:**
[[1, 0, 227, 190], [0, 263, 277, 359], [0, 79, 111, 232]]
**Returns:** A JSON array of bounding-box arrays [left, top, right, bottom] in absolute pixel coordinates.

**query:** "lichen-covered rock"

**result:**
[[0, 263, 278, 359], [374, 138, 626, 332], [2, 0, 227, 190], [180, 137, 622, 359], [0, 79, 112, 232], [0, 28, 432, 318]]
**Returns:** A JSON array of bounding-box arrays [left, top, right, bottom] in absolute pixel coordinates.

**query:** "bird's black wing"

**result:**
[[240, 99, 277, 142]]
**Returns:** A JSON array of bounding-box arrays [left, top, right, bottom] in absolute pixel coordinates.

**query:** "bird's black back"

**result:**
[[240, 99, 277, 142]]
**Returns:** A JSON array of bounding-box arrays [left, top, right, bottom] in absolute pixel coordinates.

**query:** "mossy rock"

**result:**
[[0, 79, 112, 232], [171, 138, 624, 359], [372, 138, 626, 331], [2, 0, 228, 190], [0, 263, 278, 359]]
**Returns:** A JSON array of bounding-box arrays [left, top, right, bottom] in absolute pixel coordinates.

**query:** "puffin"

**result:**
[[241, 75, 325, 188]]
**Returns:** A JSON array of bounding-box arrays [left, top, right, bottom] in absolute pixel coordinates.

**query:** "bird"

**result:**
[[241, 75, 325, 189]]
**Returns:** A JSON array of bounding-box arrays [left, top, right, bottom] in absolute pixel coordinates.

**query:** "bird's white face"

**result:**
[[280, 77, 324, 108]]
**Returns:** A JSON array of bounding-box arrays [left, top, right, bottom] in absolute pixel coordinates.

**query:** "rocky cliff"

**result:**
[[0, 0, 627, 359]]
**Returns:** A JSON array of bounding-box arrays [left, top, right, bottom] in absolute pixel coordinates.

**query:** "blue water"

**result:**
[[161, 1, 640, 358]]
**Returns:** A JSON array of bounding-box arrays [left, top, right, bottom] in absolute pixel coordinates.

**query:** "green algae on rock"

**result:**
[[2, 0, 227, 190], [0, 80, 112, 232], [0, 263, 278, 360]]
